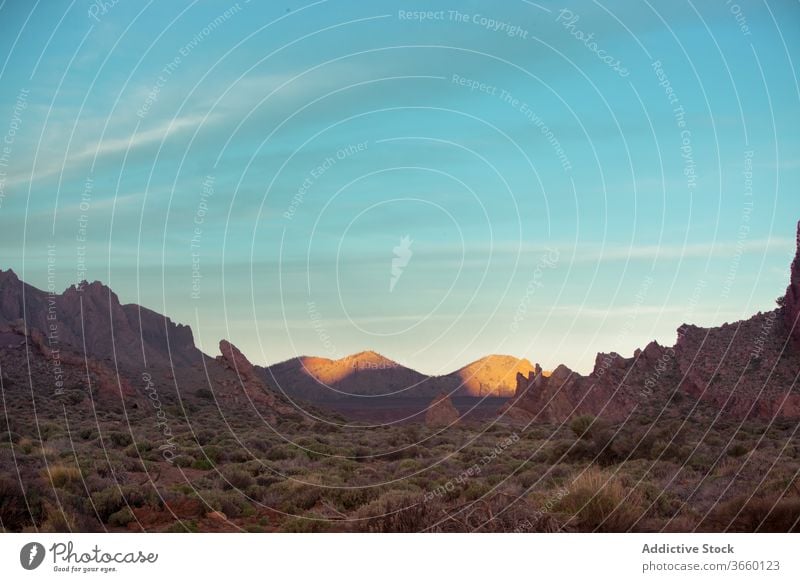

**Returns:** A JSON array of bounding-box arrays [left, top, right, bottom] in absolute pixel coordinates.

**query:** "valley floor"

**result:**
[[2, 388, 798, 533]]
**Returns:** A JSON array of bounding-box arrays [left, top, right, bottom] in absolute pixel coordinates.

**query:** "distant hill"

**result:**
[[261, 352, 538, 402], [262, 351, 438, 400], [452, 355, 536, 397]]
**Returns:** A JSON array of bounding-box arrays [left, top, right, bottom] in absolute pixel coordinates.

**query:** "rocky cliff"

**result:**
[[506, 220, 800, 422], [782, 220, 800, 343], [0, 272, 201, 370]]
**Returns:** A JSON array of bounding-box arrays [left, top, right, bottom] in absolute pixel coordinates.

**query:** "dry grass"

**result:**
[[556, 466, 645, 532], [45, 464, 82, 488]]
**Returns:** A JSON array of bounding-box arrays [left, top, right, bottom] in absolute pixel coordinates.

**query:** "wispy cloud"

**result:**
[[5, 113, 210, 187], [568, 237, 795, 262]]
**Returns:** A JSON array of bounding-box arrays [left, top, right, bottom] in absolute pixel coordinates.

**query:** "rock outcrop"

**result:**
[[0, 320, 137, 402], [505, 220, 800, 423], [217, 340, 276, 407], [782, 220, 800, 343], [425, 393, 460, 427], [219, 340, 257, 381], [0, 272, 202, 370]]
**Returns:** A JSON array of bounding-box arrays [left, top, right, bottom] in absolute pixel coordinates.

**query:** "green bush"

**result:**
[[728, 444, 749, 458], [570, 415, 598, 440], [192, 459, 214, 470], [107, 432, 132, 448], [108, 507, 134, 527], [222, 467, 255, 490], [280, 517, 330, 532], [91, 487, 125, 521]]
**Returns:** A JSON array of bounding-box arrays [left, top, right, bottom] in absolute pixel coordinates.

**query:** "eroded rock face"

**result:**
[[0, 320, 136, 401], [0, 272, 201, 370], [504, 220, 800, 423], [783, 220, 800, 343], [505, 355, 655, 423], [425, 393, 460, 427], [218, 340, 256, 380], [673, 311, 799, 419], [217, 339, 279, 409]]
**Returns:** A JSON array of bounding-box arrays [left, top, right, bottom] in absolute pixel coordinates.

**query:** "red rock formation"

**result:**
[[217, 339, 276, 408], [425, 393, 460, 427], [0, 319, 136, 401], [218, 340, 257, 380], [673, 312, 798, 419], [782, 220, 800, 342], [505, 220, 800, 423], [0, 271, 202, 370], [505, 353, 654, 423]]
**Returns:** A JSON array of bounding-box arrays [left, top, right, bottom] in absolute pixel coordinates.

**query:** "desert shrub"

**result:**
[[201, 489, 254, 519], [120, 485, 160, 509], [701, 494, 800, 532], [555, 466, 644, 532], [462, 481, 492, 502], [108, 507, 134, 527], [40, 502, 77, 532], [267, 480, 322, 514], [227, 448, 251, 463], [545, 440, 573, 464], [727, 443, 749, 458], [47, 464, 82, 488], [0, 476, 32, 530], [222, 467, 255, 490], [18, 437, 35, 454], [195, 388, 213, 400], [255, 473, 281, 487], [39, 422, 64, 441], [353, 491, 444, 532], [324, 486, 379, 512], [124, 441, 154, 459], [91, 487, 125, 521], [265, 444, 295, 461], [60, 390, 85, 405], [683, 450, 710, 471], [165, 519, 198, 533], [395, 458, 421, 475], [78, 427, 98, 441], [570, 415, 598, 440], [107, 432, 132, 448], [201, 445, 225, 463], [192, 458, 213, 470], [172, 454, 194, 468], [280, 516, 330, 532], [0, 431, 21, 444]]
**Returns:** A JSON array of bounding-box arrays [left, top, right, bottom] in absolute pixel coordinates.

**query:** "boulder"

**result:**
[[425, 393, 460, 427]]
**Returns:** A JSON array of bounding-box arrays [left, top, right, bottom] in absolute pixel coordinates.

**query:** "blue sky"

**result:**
[[0, 0, 798, 374]]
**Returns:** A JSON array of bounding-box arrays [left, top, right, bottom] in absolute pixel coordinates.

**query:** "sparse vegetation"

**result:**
[[1, 372, 798, 533]]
